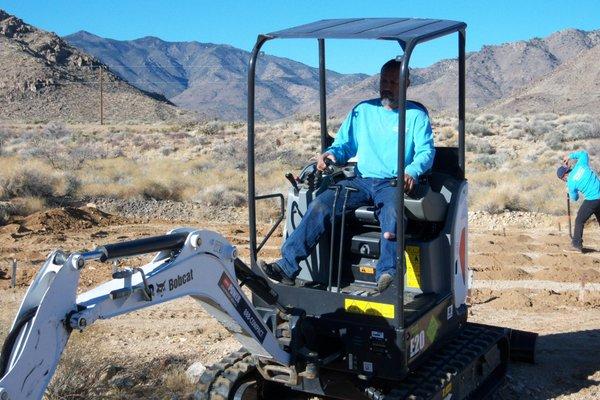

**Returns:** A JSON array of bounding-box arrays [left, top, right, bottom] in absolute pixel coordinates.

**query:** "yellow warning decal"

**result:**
[[359, 266, 375, 274], [442, 382, 452, 397], [405, 246, 421, 289], [344, 299, 395, 319]]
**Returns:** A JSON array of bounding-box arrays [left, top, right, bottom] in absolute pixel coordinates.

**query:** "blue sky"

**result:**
[[1, 0, 599, 74]]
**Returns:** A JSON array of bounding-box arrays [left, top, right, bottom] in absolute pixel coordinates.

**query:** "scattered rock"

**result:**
[[185, 361, 206, 383], [108, 375, 135, 389], [99, 365, 124, 382]]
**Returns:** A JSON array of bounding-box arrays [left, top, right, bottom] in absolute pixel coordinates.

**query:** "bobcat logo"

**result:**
[[156, 280, 166, 297]]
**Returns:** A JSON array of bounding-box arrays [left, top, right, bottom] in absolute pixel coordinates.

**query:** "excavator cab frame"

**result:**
[[246, 18, 466, 328]]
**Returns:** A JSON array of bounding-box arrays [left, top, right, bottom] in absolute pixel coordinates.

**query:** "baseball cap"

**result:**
[[556, 166, 569, 179]]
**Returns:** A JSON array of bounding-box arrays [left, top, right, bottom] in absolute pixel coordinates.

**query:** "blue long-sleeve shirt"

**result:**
[[567, 151, 600, 201], [326, 99, 435, 179]]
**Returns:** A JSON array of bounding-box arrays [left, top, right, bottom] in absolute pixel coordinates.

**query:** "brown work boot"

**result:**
[[376, 273, 393, 292], [258, 260, 296, 286]]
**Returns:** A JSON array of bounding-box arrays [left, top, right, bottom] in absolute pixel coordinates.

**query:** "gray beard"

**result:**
[[381, 97, 398, 109]]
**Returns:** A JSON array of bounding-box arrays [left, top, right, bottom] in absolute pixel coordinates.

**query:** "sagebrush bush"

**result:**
[[200, 120, 225, 135], [0, 158, 79, 199], [466, 138, 495, 154], [466, 121, 493, 137], [140, 180, 183, 201], [563, 121, 600, 140], [195, 184, 246, 207]]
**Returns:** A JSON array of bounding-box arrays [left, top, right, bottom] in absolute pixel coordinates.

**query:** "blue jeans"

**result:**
[[277, 176, 400, 280]]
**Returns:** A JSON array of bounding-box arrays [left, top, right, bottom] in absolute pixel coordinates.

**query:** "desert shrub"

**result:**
[[186, 160, 214, 175], [437, 126, 457, 142], [475, 114, 499, 124], [556, 114, 591, 125], [507, 129, 525, 140], [466, 138, 495, 154], [0, 159, 80, 200], [526, 119, 555, 138], [546, 133, 564, 150], [532, 112, 559, 121], [563, 121, 600, 140], [46, 348, 101, 399], [9, 196, 46, 216], [42, 121, 71, 140], [295, 114, 320, 123], [586, 143, 600, 158], [212, 140, 247, 170], [466, 121, 493, 137], [195, 184, 246, 207], [200, 120, 225, 136], [139, 180, 184, 201], [190, 135, 210, 147], [473, 188, 527, 214], [474, 153, 507, 168], [160, 145, 175, 156]]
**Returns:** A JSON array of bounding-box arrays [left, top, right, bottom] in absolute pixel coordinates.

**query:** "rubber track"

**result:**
[[194, 349, 255, 400], [380, 324, 506, 400]]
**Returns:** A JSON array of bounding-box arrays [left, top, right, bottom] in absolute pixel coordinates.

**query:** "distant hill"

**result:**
[[0, 10, 181, 123], [5, 8, 600, 123], [485, 43, 600, 115], [65, 31, 367, 120], [323, 28, 600, 117]]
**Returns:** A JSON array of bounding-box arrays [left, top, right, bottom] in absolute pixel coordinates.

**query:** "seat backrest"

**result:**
[[432, 146, 462, 178]]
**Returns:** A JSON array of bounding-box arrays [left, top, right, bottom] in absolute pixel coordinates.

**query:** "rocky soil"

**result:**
[[0, 205, 598, 399]]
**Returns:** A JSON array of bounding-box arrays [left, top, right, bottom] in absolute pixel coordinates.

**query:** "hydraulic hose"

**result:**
[[0, 306, 38, 378]]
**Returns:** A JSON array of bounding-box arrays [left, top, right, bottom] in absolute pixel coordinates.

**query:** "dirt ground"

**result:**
[[0, 206, 599, 399]]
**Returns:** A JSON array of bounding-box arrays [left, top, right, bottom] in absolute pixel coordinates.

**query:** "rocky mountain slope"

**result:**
[[322, 28, 600, 117], [485, 42, 600, 115], [65, 31, 367, 120], [0, 10, 181, 123]]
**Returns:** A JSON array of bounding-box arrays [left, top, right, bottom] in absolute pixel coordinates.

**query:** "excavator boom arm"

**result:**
[[0, 229, 289, 400]]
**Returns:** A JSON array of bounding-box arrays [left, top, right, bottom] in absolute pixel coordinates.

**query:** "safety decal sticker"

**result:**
[[442, 382, 453, 398], [405, 246, 421, 289], [359, 266, 375, 275], [218, 273, 266, 342], [344, 298, 395, 319], [426, 315, 440, 343]]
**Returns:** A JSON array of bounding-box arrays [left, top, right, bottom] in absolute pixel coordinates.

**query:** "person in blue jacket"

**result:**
[[260, 59, 435, 292], [557, 150, 600, 252]]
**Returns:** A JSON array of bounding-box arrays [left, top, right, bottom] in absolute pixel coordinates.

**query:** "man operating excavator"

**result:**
[[260, 58, 436, 292]]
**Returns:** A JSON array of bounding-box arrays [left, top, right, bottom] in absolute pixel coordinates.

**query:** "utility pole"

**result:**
[[99, 67, 104, 125]]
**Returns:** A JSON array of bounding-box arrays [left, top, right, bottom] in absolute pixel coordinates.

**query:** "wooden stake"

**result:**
[[11, 259, 16, 288]]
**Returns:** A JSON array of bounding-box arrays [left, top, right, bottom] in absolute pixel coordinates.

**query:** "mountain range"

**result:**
[[64, 31, 367, 120], [65, 26, 600, 119], [0, 10, 180, 123], [2, 8, 600, 123]]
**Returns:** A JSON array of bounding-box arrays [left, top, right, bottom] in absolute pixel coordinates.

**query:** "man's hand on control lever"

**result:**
[[404, 173, 416, 193], [317, 152, 336, 171]]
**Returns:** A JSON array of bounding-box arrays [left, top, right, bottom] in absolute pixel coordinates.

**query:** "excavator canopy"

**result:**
[[267, 18, 466, 45]]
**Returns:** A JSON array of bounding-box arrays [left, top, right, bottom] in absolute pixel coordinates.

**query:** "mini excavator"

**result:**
[[0, 18, 537, 400]]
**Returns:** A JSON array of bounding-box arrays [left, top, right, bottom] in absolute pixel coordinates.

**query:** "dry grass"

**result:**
[[1, 113, 599, 220], [45, 339, 196, 400]]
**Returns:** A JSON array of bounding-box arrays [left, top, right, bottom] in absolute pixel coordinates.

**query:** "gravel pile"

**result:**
[[91, 198, 562, 232], [469, 210, 558, 229], [92, 198, 247, 224]]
